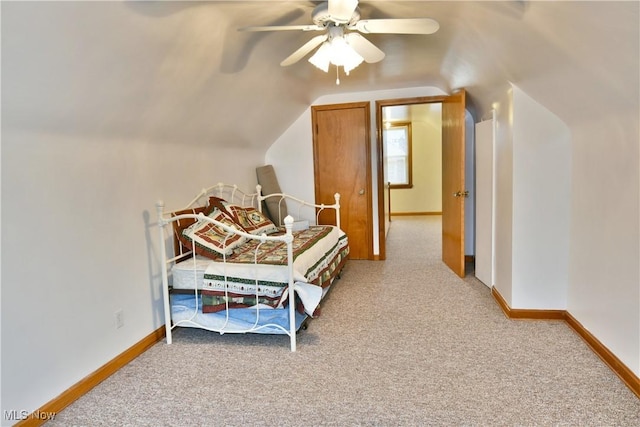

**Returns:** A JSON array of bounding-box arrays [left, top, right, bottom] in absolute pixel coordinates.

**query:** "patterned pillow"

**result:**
[[171, 206, 209, 255], [180, 209, 247, 258], [227, 205, 278, 235]]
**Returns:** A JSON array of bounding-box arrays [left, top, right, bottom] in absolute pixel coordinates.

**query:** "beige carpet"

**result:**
[[48, 216, 640, 426]]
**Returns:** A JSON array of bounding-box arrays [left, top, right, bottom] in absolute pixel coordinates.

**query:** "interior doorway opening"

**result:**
[[376, 95, 448, 262], [376, 92, 474, 277], [382, 103, 443, 217]]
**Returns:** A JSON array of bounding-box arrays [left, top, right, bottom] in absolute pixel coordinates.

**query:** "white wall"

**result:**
[[511, 86, 571, 309], [492, 85, 571, 309], [567, 108, 639, 376]]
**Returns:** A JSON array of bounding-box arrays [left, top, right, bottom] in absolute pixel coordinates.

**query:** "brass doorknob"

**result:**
[[359, 189, 365, 195]]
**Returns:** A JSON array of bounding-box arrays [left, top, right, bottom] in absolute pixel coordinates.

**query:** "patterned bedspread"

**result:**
[[201, 225, 349, 313]]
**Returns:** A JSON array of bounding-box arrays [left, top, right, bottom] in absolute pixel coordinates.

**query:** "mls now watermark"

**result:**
[[4, 409, 57, 421]]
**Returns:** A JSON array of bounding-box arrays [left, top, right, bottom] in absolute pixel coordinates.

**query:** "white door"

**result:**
[[474, 118, 494, 287]]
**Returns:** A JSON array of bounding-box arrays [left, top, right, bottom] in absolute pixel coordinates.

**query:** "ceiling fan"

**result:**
[[238, 0, 439, 83]]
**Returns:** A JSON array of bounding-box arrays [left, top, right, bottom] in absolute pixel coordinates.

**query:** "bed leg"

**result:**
[[157, 200, 173, 345], [289, 304, 297, 352], [165, 322, 172, 344]]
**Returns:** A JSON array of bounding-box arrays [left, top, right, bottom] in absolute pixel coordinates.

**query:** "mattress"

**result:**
[[171, 225, 348, 315], [171, 226, 348, 293], [171, 255, 211, 290]]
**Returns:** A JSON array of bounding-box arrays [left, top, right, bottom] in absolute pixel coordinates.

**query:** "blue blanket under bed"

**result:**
[[170, 293, 309, 335]]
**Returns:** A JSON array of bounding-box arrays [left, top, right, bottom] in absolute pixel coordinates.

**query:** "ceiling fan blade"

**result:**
[[345, 33, 385, 63], [281, 34, 328, 66], [238, 24, 323, 32], [328, 0, 359, 23], [353, 18, 440, 35]]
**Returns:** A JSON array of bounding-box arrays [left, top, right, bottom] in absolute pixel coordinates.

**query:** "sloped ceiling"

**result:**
[[2, 1, 638, 150]]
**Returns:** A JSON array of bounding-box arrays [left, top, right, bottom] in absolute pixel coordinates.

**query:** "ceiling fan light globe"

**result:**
[[340, 54, 363, 74], [308, 42, 332, 72], [329, 36, 364, 72]]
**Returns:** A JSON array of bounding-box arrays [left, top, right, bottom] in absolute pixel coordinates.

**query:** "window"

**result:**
[[383, 122, 412, 188]]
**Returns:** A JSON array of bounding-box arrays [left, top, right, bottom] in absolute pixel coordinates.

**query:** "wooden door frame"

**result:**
[[375, 95, 447, 260], [312, 101, 374, 260]]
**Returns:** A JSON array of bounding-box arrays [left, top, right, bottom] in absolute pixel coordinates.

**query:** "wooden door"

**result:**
[[312, 102, 372, 260], [441, 89, 467, 277]]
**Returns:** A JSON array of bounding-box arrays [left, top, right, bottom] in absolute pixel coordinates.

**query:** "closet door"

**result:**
[[475, 118, 494, 287], [312, 102, 372, 260]]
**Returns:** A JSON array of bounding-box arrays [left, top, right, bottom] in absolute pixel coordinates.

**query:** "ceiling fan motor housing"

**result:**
[[312, 3, 361, 26]]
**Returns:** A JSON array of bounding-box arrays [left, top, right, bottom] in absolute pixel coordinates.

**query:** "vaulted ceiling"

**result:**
[[2, 1, 638, 150]]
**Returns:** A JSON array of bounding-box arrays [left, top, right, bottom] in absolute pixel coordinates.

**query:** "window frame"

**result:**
[[383, 121, 413, 189]]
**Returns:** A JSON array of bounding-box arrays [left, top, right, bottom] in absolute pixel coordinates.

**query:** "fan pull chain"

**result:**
[[335, 66, 340, 85]]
